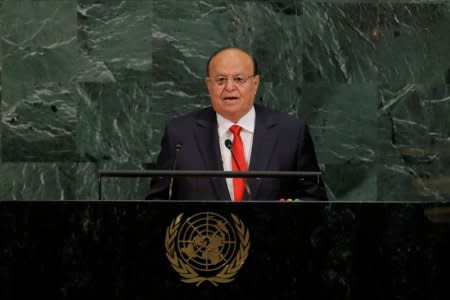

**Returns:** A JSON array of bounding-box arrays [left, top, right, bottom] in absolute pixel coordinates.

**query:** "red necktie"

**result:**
[[229, 125, 247, 201]]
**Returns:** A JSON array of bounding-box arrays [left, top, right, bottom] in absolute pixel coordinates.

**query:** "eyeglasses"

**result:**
[[206, 74, 256, 87]]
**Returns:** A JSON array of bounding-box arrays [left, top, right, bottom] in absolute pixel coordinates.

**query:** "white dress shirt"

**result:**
[[216, 107, 255, 200]]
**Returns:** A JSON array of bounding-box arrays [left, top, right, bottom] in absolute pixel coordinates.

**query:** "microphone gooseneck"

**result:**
[[224, 139, 252, 200], [169, 143, 182, 200]]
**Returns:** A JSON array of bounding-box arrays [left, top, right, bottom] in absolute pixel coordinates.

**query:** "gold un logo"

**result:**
[[165, 212, 250, 286]]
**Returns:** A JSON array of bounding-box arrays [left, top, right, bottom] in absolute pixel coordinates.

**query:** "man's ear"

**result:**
[[253, 75, 260, 90], [205, 78, 212, 93]]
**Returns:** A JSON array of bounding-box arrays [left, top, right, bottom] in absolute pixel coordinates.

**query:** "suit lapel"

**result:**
[[246, 106, 280, 199], [193, 108, 230, 201]]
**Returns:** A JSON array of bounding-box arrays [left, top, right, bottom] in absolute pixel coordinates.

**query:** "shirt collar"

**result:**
[[216, 106, 255, 137]]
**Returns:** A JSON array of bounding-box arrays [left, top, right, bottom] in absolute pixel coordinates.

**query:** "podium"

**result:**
[[1, 201, 449, 299]]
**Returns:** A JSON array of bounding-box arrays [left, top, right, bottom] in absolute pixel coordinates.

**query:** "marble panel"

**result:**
[[299, 82, 378, 201], [76, 80, 152, 164], [1, 83, 78, 161], [323, 162, 377, 201], [302, 1, 450, 86], [74, 162, 99, 200], [227, 0, 302, 83], [153, 0, 300, 83], [0, 34, 2, 163], [1, 1, 78, 161], [76, 0, 152, 83], [152, 0, 232, 83], [0, 162, 76, 200], [302, 1, 379, 83], [377, 83, 450, 201], [373, 2, 450, 86], [301, 82, 378, 164], [98, 161, 152, 200], [257, 80, 302, 115], [0, 0, 449, 201], [0, 161, 149, 201]]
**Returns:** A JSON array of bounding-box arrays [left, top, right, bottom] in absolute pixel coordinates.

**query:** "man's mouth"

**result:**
[[223, 96, 239, 101]]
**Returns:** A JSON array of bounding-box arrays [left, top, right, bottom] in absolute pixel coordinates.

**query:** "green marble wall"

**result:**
[[0, 0, 449, 201]]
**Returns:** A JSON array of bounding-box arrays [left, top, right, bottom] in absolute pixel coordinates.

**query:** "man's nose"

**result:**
[[224, 78, 237, 91]]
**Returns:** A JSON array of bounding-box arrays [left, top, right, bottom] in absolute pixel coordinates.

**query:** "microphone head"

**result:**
[[224, 139, 232, 149]]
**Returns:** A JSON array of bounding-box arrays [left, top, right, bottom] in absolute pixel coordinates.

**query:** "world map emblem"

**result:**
[[165, 212, 250, 286]]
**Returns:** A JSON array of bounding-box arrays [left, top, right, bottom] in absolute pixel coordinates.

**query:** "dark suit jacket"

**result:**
[[147, 105, 327, 201]]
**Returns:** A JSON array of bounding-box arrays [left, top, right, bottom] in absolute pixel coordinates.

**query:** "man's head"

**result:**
[[205, 47, 260, 123]]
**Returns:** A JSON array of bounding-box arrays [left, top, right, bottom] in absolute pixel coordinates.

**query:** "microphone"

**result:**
[[224, 139, 233, 151], [169, 143, 182, 200], [224, 139, 252, 200]]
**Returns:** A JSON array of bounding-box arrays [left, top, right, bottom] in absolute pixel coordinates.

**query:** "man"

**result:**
[[147, 47, 327, 201]]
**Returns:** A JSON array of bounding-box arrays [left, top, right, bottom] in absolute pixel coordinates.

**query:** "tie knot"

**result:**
[[229, 124, 242, 136]]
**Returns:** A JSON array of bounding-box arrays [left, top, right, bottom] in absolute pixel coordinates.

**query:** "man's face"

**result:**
[[206, 49, 260, 122]]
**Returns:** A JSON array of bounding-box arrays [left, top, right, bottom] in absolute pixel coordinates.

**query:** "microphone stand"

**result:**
[[168, 144, 182, 200]]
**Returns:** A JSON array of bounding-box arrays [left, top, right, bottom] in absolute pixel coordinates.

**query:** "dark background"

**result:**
[[1, 202, 449, 299]]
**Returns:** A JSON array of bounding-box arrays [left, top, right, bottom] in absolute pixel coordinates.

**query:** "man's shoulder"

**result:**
[[255, 104, 307, 127], [166, 106, 215, 127]]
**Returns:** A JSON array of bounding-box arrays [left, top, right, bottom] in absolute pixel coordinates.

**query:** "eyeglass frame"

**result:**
[[205, 74, 259, 87]]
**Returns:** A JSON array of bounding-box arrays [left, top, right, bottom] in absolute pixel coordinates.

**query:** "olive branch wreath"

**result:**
[[165, 213, 250, 287]]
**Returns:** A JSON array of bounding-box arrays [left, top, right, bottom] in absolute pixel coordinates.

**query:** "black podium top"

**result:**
[[1, 201, 449, 300]]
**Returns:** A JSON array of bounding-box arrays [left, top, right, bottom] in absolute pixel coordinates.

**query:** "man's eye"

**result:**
[[215, 78, 226, 85], [234, 77, 245, 84]]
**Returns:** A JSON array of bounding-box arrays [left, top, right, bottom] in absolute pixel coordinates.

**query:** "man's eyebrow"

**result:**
[[212, 73, 245, 77]]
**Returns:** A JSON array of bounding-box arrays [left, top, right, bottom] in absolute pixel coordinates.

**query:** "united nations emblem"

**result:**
[[165, 212, 250, 286]]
